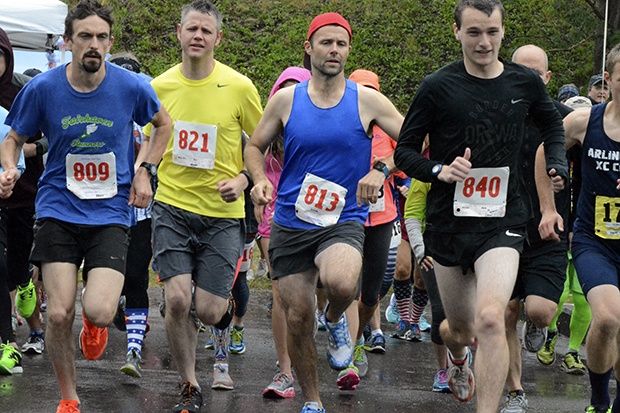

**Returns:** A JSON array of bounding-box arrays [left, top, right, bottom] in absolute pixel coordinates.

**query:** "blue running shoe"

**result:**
[[419, 312, 431, 332], [385, 293, 400, 324], [228, 326, 246, 354], [364, 333, 386, 354], [408, 323, 422, 342], [212, 326, 229, 362], [204, 327, 214, 350], [391, 320, 411, 340], [433, 369, 451, 393], [324, 313, 353, 371], [363, 324, 372, 343], [301, 402, 326, 413]]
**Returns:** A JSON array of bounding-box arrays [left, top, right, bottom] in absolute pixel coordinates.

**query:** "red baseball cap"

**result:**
[[307, 12, 352, 41]]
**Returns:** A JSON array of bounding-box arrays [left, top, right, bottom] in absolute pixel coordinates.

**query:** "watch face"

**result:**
[[432, 164, 441, 174], [142, 163, 156, 176]]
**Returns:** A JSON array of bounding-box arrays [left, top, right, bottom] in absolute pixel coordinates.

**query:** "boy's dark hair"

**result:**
[[454, 0, 505, 29]]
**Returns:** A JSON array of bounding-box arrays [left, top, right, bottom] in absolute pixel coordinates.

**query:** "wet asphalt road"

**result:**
[[1, 288, 599, 413]]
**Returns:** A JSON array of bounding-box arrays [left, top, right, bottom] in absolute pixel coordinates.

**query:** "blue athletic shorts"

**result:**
[[572, 230, 620, 296]]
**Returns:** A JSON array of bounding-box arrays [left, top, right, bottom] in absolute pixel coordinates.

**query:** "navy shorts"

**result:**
[[572, 230, 620, 296]]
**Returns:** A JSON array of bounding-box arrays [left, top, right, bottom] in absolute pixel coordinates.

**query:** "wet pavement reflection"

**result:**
[[2, 288, 597, 412]]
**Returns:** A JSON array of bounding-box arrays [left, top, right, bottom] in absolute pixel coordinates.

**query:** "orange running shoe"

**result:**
[[79, 312, 108, 360], [56, 400, 80, 413]]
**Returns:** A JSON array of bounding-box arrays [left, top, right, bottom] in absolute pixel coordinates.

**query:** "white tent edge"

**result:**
[[0, 0, 68, 52]]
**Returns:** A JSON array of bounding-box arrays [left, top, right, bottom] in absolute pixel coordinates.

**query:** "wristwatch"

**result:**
[[431, 163, 443, 179], [139, 162, 158, 177], [373, 161, 390, 179]]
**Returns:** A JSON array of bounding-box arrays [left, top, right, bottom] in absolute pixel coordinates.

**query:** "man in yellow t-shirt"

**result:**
[[144, 2, 262, 411]]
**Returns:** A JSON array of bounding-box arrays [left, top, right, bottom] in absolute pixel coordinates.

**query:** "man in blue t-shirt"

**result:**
[[0, 2, 171, 412]]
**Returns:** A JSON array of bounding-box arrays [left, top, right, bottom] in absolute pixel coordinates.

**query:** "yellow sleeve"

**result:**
[[403, 179, 431, 221]]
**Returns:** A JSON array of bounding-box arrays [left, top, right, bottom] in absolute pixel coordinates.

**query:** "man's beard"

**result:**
[[82, 53, 102, 73]]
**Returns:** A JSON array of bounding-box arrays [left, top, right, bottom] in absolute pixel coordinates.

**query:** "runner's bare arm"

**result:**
[[245, 90, 290, 206], [0, 129, 27, 198], [130, 103, 172, 208]]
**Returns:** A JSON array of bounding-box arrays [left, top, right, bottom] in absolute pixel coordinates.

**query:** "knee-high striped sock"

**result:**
[[126, 308, 148, 355], [393, 279, 412, 323], [410, 286, 428, 324]]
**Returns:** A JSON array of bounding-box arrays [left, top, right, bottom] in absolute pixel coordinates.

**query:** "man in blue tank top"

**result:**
[[546, 43, 620, 413], [245, 12, 404, 413]]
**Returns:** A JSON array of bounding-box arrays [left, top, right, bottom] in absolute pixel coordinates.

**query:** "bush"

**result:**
[[66, 0, 602, 112]]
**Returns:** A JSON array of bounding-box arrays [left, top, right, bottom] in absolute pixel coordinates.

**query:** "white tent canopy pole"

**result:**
[[601, 0, 609, 75]]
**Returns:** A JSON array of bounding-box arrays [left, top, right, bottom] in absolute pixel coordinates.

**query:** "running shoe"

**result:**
[[537, 330, 557, 365], [324, 313, 353, 370], [364, 333, 386, 354], [16, 279, 36, 319], [419, 312, 431, 332], [447, 347, 475, 402], [21, 330, 45, 354], [213, 326, 229, 362], [301, 402, 326, 413], [0, 342, 23, 375], [433, 368, 451, 393], [228, 326, 246, 354], [499, 390, 528, 413], [262, 372, 295, 398], [120, 348, 142, 378], [362, 324, 372, 343], [585, 406, 611, 413], [353, 339, 368, 378], [56, 400, 81, 413], [385, 293, 400, 324], [521, 319, 546, 352], [315, 308, 327, 331], [39, 289, 47, 312], [113, 295, 127, 331], [561, 352, 587, 375], [408, 323, 422, 342], [79, 312, 108, 360], [336, 364, 360, 391], [204, 327, 214, 350], [212, 363, 234, 390], [11, 314, 18, 334], [391, 320, 411, 340], [256, 258, 268, 277], [266, 297, 273, 317], [173, 381, 202, 413]]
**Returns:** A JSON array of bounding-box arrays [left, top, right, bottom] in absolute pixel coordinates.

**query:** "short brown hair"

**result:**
[[454, 0, 505, 29], [65, 0, 113, 40]]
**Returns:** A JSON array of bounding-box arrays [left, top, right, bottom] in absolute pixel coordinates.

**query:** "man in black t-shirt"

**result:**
[[394, 1, 567, 412]]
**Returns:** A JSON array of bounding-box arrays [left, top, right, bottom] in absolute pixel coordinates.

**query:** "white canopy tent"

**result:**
[[0, 0, 67, 51]]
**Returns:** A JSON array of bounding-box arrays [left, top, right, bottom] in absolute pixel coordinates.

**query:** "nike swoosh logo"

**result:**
[[505, 230, 522, 237], [511, 98, 523, 104], [217, 84, 228, 88]]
